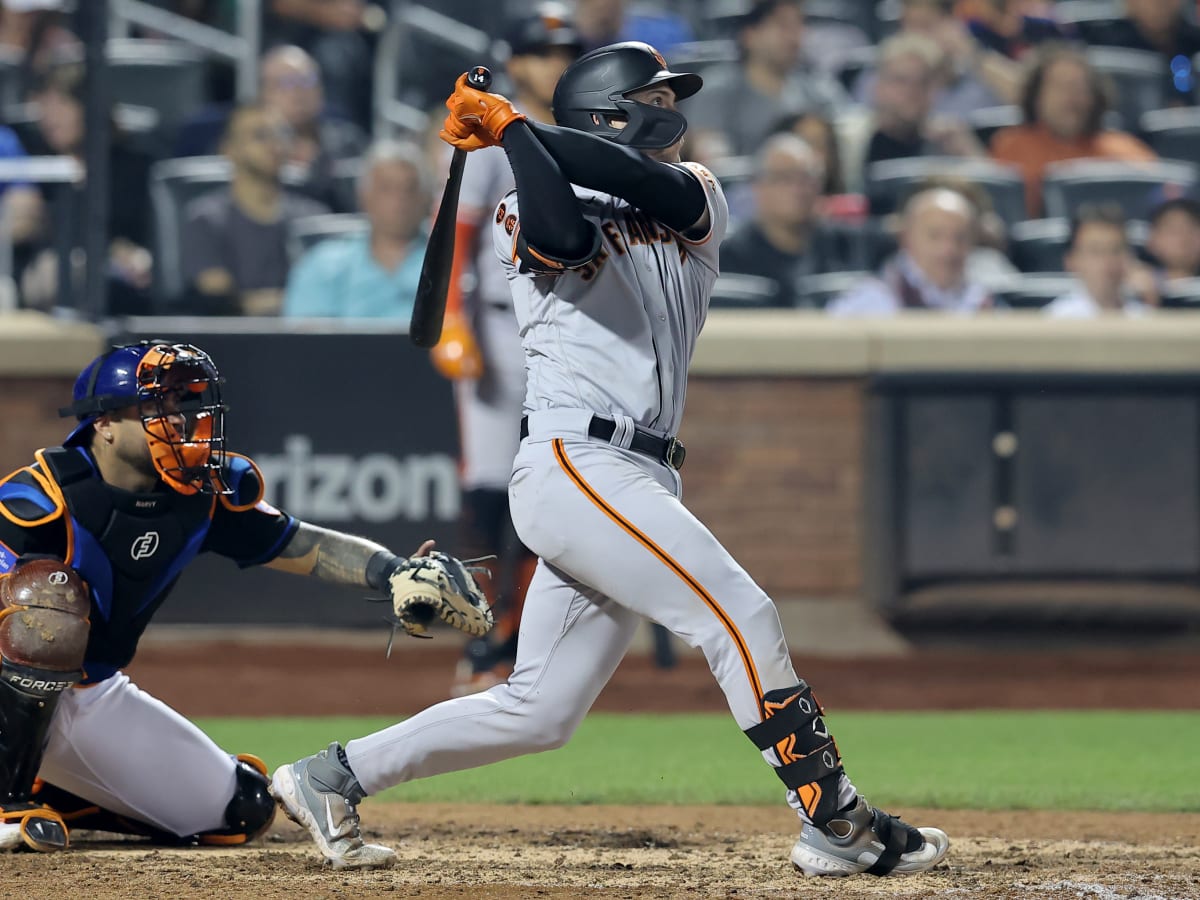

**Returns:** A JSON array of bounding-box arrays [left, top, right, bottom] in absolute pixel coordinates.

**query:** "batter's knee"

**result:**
[[520, 703, 586, 752]]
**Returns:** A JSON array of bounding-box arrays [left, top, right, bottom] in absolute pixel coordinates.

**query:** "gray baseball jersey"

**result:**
[[491, 161, 728, 435]]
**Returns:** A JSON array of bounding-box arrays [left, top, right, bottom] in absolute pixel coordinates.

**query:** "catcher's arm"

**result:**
[[265, 522, 492, 646], [264, 521, 420, 587]]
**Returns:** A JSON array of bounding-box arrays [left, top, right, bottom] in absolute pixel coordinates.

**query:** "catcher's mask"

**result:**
[[59, 341, 230, 496], [551, 41, 702, 150]]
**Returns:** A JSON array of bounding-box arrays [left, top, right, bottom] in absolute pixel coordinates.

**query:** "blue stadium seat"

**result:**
[[1041, 160, 1198, 220], [992, 273, 1076, 309], [865, 157, 1027, 224], [1141, 107, 1200, 164]]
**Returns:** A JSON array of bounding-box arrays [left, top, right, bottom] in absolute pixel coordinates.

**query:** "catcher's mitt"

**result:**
[[384, 551, 493, 647]]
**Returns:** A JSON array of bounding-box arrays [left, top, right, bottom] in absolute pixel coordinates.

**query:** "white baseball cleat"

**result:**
[[270, 742, 396, 869], [790, 797, 949, 877]]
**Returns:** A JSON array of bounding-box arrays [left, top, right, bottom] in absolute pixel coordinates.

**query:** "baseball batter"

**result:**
[[433, 5, 582, 697], [0, 341, 485, 857], [273, 43, 950, 878]]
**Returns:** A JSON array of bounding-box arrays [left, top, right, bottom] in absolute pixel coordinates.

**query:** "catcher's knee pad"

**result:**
[[197, 754, 275, 845], [0, 558, 88, 803], [744, 682, 844, 826]]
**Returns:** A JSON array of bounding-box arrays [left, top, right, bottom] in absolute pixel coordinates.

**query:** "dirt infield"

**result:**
[[5, 805, 1199, 899], [9, 640, 1199, 898]]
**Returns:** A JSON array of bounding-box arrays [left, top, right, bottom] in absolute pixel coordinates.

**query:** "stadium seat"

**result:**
[[710, 273, 783, 308], [969, 105, 1023, 150], [797, 270, 873, 308], [105, 40, 208, 141], [148, 156, 232, 305], [1041, 159, 1198, 220], [331, 157, 364, 214], [1009, 218, 1151, 273], [1054, 0, 1123, 42], [1141, 107, 1200, 164], [1160, 278, 1200, 308], [864, 157, 1027, 224], [663, 39, 739, 79], [1085, 47, 1166, 132], [992, 273, 1076, 309], [287, 213, 369, 262], [833, 44, 878, 93]]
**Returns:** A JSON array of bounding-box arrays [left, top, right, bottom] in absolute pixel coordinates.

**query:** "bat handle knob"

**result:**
[[468, 66, 492, 91]]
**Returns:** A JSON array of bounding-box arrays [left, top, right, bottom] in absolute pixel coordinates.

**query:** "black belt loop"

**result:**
[[519, 416, 686, 470]]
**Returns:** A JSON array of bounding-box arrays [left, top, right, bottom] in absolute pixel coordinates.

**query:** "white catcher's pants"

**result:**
[[347, 410, 855, 813], [38, 672, 237, 836]]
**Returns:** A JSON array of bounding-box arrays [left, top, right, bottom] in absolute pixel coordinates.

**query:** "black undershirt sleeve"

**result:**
[[501, 121, 599, 268], [524, 121, 707, 233]]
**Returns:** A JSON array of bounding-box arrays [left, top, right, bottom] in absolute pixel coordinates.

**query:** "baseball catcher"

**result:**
[[0, 341, 489, 856]]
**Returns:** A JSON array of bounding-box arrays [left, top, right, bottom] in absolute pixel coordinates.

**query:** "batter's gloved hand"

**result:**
[[444, 72, 526, 145], [386, 551, 493, 642], [438, 111, 497, 152], [430, 311, 484, 379]]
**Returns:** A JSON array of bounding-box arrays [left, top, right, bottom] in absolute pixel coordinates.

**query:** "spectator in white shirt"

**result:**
[[1044, 204, 1155, 317], [829, 187, 991, 315]]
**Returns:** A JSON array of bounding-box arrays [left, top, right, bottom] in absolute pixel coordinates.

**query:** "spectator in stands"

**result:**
[[20, 64, 154, 314], [1045, 204, 1155, 316], [173, 46, 365, 211], [829, 186, 992, 314], [771, 111, 866, 221], [991, 46, 1157, 217], [1146, 195, 1200, 284], [844, 34, 983, 196], [854, 0, 1019, 116], [960, 0, 1070, 61], [1090, 0, 1200, 107], [687, 0, 848, 159], [181, 102, 329, 315], [574, 0, 693, 53], [263, 0, 380, 130], [720, 134, 854, 307], [283, 141, 428, 319], [0, 0, 79, 99], [260, 45, 367, 209], [0, 124, 44, 248]]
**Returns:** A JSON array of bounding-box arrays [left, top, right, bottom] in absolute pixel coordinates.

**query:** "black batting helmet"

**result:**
[[551, 41, 702, 150]]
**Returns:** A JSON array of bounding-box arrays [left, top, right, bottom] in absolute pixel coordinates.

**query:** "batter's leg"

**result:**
[[271, 560, 641, 868]]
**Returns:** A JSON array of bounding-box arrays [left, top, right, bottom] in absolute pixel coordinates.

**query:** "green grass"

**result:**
[[197, 711, 1200, 813]]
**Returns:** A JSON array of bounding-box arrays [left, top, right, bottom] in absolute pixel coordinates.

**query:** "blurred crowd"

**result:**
[[1, 0, 1200, 318]]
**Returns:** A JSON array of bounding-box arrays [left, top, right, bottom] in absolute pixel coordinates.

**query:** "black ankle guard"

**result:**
[[744, 682, 844, 825]]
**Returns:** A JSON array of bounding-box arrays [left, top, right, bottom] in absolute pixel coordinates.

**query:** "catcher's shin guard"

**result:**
[[0, 558, 88, 852], [745, 682, 844, 826]]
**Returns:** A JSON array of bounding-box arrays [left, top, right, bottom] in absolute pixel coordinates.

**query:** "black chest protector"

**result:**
[[39, 448, 216, 682]]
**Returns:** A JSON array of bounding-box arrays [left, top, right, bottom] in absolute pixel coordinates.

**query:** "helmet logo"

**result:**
[[650, 46, 666, 69], [131, 531, 160, 561], [47, 571, 69, 586]]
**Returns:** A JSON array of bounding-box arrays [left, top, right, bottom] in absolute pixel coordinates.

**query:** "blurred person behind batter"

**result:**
[[0, 341, 457, 854], [431, 5, 582, 697]]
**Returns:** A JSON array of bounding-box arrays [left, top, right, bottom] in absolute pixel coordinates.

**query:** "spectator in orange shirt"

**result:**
[[990, 45, 1157, 216]]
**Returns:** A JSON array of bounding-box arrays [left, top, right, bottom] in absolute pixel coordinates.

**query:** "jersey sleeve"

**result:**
[[672, 162, 729, 274], [201, 454, 298, 567], [492, 188, 602, 277]]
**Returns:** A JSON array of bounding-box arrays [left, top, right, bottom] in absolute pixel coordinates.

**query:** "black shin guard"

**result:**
[[0, 666, 72, 805], [744, 682, 844, 826]]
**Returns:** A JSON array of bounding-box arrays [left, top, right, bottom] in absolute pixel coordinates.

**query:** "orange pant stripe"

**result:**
[[552, 438, 764, 703]]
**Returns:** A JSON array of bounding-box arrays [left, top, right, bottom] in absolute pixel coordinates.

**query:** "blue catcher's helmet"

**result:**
[[58, 341, 229, 495]]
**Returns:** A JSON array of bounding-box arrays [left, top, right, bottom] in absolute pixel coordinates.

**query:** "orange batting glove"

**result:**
[[438, 110, 497, 152], [446, 72, 526, 144], [431, 311, 484, 380]]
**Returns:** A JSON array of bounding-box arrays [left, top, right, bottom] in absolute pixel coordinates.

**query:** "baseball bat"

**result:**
[[410, 65, 493, 347]]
